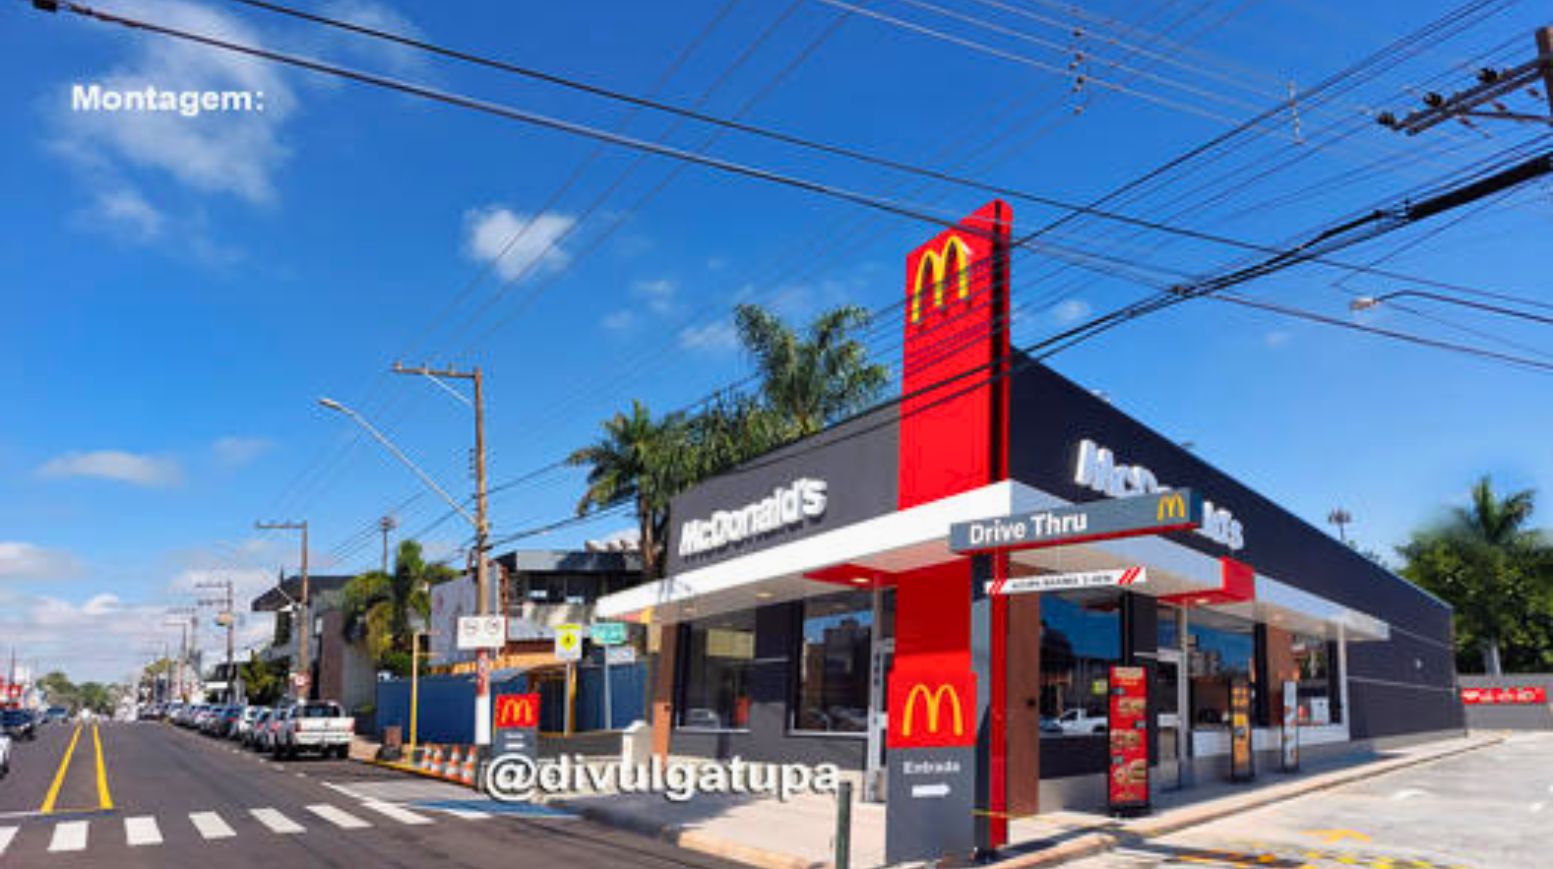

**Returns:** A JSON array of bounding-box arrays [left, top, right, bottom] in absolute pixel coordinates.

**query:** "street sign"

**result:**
[[591, 621, 628, 646], [604, 645, 637, 665], [457, 615, 507, 650], [554, 623, 585, 662], [985, 566, 1145, 596], [949, 489, 1203, 554], [291, 672, 310, 690]]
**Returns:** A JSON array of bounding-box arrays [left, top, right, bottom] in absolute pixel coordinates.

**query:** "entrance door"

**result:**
[[1155, 650, 1183, 790], [864, 637, 894, 802]]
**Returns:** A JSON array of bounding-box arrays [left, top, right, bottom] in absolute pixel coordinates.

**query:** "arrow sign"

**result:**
[[986, 566, 1146, 596], [910, 783, 951, 798]]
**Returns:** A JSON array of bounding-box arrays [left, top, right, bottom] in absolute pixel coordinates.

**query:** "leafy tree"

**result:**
[[733, 302, 887, 438], [238, 652, 286, 706], [567, 399, 685, 579], [341, 539, 457, 677], [1398, 476, 1553, 674]]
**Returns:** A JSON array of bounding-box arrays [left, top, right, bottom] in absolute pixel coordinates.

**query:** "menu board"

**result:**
[[1229, 678, 1254, 781], [1107, 665, 1149, 812]]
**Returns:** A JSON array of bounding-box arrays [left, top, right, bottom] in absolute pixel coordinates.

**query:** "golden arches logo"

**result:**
[[909, 235, 975, 324], [495, 694, 538, 728], [901, 682, 965, 737], [1157, 492, 1187, 521]]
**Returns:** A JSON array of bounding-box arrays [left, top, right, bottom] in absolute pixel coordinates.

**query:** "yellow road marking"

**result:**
[[92, 723, 113, 810], [1306, 829, 1373, 845], [40, 723, 84, 814]]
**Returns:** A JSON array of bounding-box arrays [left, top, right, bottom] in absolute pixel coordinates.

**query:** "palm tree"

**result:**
[[567, 400, 684, 579], [1399, 476, 1551, 674], [342, 539, 457, 676], [733, 303, 888, 438]]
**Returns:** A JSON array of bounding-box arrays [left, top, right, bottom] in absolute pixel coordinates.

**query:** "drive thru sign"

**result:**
[[949, 489, 1203, 554]]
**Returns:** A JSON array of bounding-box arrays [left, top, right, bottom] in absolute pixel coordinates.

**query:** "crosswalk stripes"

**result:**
[[48, 820, 88, 852], [190, 811, 237, 840], [250, 807, 306, 834], [360, 800, 434, 825], [434, 807, 491, 820], [124, 815, 162, 847], [0, 826, 16, 857], [306, 804, 371, 830]]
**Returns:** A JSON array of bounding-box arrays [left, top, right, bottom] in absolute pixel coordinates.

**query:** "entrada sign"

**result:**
[[986, 566, 1146, 596], [949, 490, 1203, 554], [1074, 439, 1244, 550], [677, 478, 828, 557]]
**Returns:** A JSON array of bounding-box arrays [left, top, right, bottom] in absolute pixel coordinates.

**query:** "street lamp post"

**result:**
[[1350, 290, 1553, 325], [319, 365, 493, 751]]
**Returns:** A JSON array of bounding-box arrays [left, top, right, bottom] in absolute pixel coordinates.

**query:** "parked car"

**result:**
[[211, 705, 242, 737], [259, 706, 292, 753], [241, 708, 272, 747], [1, 708, 37, 741], [275, 701, 353, 759], [1055, 708, 1108, 735], [234, 706, 266, 742], [0, 732, 10, 778]]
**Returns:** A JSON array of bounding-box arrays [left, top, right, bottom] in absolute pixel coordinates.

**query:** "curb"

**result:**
[[560, 799, 826, 869], [356, 755, 480, 790], [991, 735, 1506, 868]]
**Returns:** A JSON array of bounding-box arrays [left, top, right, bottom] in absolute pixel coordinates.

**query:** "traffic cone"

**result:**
[[459, 751, 476, 786], [445, 746, 463, 781], [431, 745, 444, 777], [419, 745, 433, 772]]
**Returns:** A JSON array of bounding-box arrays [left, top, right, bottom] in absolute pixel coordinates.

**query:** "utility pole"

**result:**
[[256, 520, 309, 700], [196, 577, 237, 703], [1378, 26, 1553, 134], [390, 362, 492, 750], [380, 515, 398, 573], [165, 607, 196, 702]]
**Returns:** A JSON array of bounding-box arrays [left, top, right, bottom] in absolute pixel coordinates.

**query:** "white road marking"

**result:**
[[360, 800, 434, 826], [190, 812, 236, 839], [1390, 788, 1428, 801], [1531, 802, 1546, 813], [306, 804, 371, 830], [0, 827, 17, 856], [435, 807, 491, 820], [48, 821, 89, 852], [125, 815, 163, 847], [250, 807, 306, 834]]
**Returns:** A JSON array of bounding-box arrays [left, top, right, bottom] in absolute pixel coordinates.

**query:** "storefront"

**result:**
[[595, 200, 1461, 851]]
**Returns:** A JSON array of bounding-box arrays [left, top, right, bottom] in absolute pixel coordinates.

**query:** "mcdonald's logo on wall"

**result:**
[[887, 667, 977, 749], [1156, 492, 1187, 521], [909, 234, 975, 324], [494, 692, 540, 730]]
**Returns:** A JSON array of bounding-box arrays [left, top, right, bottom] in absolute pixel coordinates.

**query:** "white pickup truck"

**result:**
[[0, 732, 11, 778], [276, 701, 354, 760]]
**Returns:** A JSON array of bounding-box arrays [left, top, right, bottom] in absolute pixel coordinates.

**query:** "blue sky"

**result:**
[[1, 0, 1549, 681]]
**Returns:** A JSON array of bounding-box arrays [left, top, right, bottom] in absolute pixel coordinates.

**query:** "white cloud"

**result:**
[[91, 186, 164, 240], [462, 206, 577, 282], [0, 542, 82, 582], [678, 320, 740, 353], [318, 1, 430, 76], [49, 0, 296, 203], [37, 449, 183, 487], [632, 278, 677, 314], [212, 435, 273, 468], [601, 309, 636, 332], [1053, 298, 1091, 324], [0, 592, 187, 682], [1265, 330, 1292, 349]]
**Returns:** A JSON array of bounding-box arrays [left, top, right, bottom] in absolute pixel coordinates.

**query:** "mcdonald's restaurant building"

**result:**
[[595, 201, 1462, 849]]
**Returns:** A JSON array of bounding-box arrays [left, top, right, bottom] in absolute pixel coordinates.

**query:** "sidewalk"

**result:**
[[347, 733, 1503, 869]]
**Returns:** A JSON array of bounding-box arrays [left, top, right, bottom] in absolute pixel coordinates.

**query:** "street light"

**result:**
[[1350, 290, 1553, 325], [317, 397, 475, 527]]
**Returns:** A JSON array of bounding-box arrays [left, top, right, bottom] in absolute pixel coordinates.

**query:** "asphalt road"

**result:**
[[1056, 731, 1553, 869], [0, 720, 740, 868]]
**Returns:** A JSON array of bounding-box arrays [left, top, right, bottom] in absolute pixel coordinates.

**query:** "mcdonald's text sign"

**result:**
[[494, 692, 540, 730], [949, 489, 1204, 555], [887, 668, 976, 749]]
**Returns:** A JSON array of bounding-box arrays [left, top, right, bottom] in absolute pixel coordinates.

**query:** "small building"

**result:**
[[250, 573, 376, 713]]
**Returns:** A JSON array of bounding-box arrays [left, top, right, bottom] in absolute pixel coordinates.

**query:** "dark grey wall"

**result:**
[[1458, 674, 1553, 730], [665, 406, 899, 576], [669, 602, 868, 768], [1006, 359, 1461, 740]]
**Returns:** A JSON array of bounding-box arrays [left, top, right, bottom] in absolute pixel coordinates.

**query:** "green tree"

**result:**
[[732, 302, 887, 438], [238, 652, 285, 706], [341, 539, 457, 677], [567, 399, 685, 579], [1397, 476, 1553, 674]]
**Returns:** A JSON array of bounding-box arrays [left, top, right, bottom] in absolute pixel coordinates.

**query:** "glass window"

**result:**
[[794, 591, 873, 733], [1187, 617, 1254, 729], [1039, 589, 1121, 737], [678, 611, 756, 729], [1291, 634, 1338, 724]]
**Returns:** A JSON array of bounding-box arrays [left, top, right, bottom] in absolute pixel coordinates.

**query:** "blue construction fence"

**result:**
[[374, 661, 646, 744]]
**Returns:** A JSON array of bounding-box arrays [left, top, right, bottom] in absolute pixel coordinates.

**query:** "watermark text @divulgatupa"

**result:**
[[71, 83, 266, 118]]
